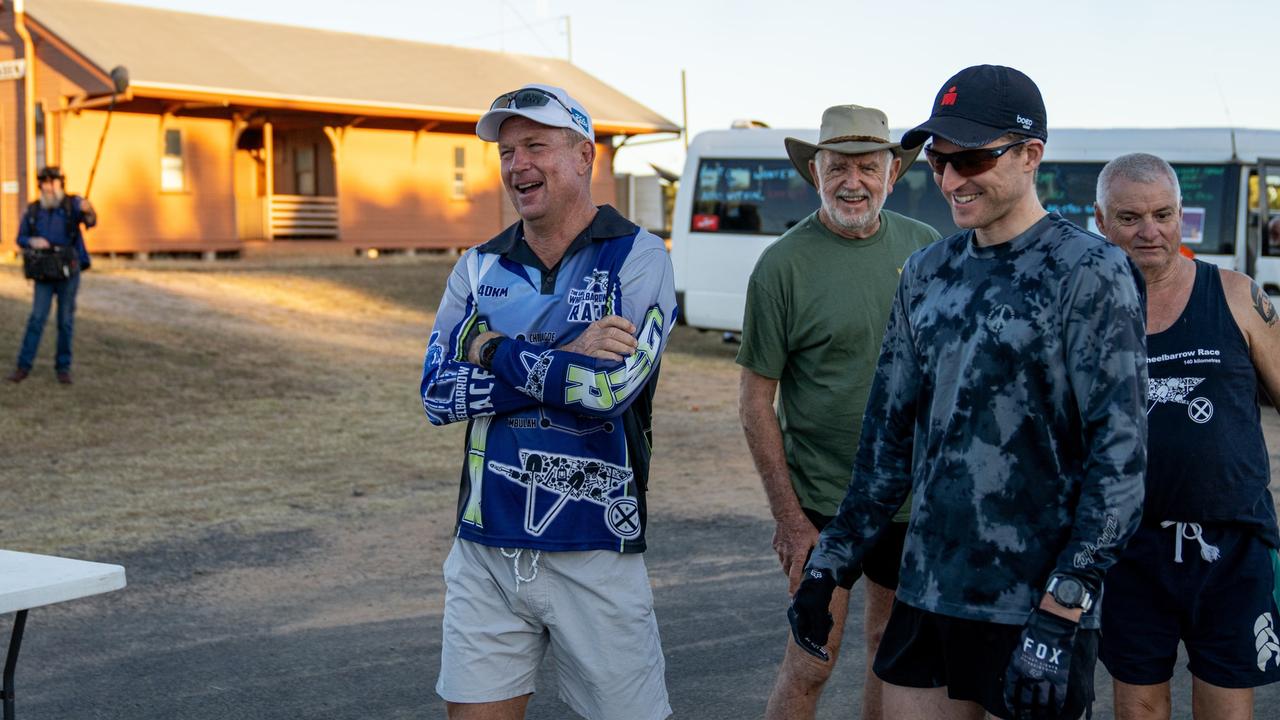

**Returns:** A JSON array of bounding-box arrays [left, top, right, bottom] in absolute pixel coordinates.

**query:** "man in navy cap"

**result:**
[[786, 66, 1148, 719]]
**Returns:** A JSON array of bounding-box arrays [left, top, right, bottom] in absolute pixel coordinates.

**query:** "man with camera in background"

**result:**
[[8, 165, 96, 385]]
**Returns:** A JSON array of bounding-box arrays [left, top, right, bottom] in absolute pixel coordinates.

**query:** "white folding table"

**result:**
[[0, 550, 126, 720]]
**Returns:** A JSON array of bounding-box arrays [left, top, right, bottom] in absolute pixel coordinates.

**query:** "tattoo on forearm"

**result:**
[[1253, 283, 1277, 326]]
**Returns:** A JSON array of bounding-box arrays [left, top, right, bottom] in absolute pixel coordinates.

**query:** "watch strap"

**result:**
[[479, 336, 506, 370]]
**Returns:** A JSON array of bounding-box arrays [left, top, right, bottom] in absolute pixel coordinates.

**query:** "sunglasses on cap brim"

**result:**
[[490, 88, 592, 137], [491, 88, 573, 115], [923, 138, 1032, 177]]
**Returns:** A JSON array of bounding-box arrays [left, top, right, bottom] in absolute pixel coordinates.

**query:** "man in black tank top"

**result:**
[[1096, 153, 1280, 719]]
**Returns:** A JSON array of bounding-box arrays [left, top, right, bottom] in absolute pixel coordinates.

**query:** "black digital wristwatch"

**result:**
[[1046, 574, 1093, 612]]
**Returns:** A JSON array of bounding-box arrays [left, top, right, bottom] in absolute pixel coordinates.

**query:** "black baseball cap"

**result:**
[[901, 65, 1047, 149]]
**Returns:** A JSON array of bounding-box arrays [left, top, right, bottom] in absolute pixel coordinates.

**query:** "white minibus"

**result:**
[[671, 127, 1280, 332]]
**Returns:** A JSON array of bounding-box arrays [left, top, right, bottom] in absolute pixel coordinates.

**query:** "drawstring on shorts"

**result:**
[[500, 548, 541, 592], [1160, 521, 1221, 563]]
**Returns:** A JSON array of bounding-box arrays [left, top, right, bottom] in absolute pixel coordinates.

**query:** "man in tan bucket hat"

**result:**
[[784, 105, 919, 188], [737, 104, 939, 719]]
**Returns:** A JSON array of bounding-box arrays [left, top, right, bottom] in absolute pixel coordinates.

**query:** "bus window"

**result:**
[[690, 159, 817, 235], [1037, 162, 1105, 233], [884, 161, 959, 237], [1248, 171, 1280, 256], [1247, 171, 1280, 214], [1176, 165, 1237, 256], [1036, 162, 1237, 256]]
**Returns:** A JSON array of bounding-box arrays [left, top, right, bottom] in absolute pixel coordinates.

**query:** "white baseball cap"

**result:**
[[476, 84, 595, 143]]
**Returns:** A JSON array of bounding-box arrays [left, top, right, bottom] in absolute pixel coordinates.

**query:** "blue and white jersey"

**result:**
[[420, 205, 677, 553]]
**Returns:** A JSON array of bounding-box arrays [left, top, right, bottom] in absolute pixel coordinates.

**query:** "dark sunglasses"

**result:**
[[923, 138, 1032, 177], [491, 88, 572, 115]]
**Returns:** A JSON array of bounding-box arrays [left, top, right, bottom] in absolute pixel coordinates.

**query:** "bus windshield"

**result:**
[[690, 158, 817, 235]]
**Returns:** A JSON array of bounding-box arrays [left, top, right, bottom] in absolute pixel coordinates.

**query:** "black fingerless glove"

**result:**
[[787, 566, 837, 661], [1003, 608, 1078, 720]]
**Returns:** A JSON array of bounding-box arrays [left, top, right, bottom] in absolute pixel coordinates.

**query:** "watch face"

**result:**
[[1053, 577, 1084, 606]]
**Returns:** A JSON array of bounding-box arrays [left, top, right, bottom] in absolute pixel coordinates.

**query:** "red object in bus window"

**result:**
[[692, 214, 720, 231], [1179, 245, 1196, 259]]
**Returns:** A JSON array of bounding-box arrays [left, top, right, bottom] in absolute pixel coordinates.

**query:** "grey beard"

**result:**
[[38, 189, 66, 209]]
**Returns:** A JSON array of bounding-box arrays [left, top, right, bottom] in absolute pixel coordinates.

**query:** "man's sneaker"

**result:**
[[56, 370, 72, 385], [6, 368, 29, 383]]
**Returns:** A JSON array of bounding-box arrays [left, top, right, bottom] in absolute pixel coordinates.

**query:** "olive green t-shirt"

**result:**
[[737, 209, 940, 518]]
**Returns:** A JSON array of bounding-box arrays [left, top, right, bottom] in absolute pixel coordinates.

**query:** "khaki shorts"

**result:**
[[436, 539, 671, 720]]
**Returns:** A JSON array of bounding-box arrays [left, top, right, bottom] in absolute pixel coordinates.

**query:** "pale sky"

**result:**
[[118, 0, 1279, 175]]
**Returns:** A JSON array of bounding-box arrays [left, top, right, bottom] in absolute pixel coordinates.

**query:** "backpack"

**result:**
[[20, 196, 82, 282]]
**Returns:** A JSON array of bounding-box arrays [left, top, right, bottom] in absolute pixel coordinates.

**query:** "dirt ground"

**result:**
[[1, 256, 1278, 719]]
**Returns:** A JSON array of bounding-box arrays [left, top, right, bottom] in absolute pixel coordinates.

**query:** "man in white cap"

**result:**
[[420, 84, 677, 719], [737, 104, 938, 720]]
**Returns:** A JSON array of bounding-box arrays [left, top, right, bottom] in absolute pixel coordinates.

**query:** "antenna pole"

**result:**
[[565, 16, 572, 63], [681, 70, 689, 152]]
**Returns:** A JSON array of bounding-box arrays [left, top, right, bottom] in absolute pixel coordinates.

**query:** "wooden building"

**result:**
[[0, 0, 678, 255]]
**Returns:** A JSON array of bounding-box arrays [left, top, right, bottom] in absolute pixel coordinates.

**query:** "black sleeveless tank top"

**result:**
[[1145, 260, 1278, 545]]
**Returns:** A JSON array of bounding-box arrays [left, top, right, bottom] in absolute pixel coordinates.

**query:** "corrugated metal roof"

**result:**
[[26, 0, 679, 134]]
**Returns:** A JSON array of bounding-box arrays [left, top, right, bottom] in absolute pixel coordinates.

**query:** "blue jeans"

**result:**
[[16, 273, 79, 372]]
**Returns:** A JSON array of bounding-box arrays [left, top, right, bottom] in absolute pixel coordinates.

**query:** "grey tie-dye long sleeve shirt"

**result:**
[[808, 213, 1147, 629]]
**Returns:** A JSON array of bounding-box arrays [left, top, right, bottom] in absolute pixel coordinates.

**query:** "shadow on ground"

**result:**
[[9, 511, 1272, 719], [9, 515, 821, 719]]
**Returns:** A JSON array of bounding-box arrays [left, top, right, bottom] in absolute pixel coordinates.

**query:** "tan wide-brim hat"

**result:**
[[785, 104, 922, 187]]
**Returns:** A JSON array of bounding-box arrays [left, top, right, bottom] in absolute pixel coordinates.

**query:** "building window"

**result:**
[[34, 103, 47, 171], [452, 146, 466, 199], [161, 128, 185, 191], [295, 144, 316, 196]]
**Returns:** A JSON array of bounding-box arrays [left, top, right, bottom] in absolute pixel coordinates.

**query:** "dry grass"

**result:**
[[0, 256, 465, 553], [0, 256, 757, 556]]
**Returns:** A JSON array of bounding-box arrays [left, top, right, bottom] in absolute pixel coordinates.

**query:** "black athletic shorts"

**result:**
[[1100, 523, 1280, 688], [804, 508, 907, 590], [872, 600, 1098, 720]]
